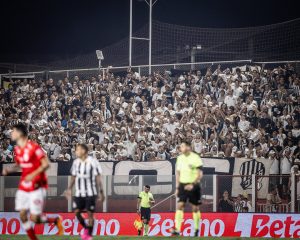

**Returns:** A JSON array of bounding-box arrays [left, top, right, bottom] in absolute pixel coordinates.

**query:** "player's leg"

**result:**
[[141, 208, 151, 236], [75, 209, 87, 228], [191, 204, 201, 237], [172, 183, 186, 235], [30, 188, 64, 235], [86, 196, 97, 237], [20, 209, 38, 240], [190, 184, 202, 237], [174, 201, 185, 234], [73, 197, 87, 228], [87, 211, 94, 237], [16, 190, 37, 240]]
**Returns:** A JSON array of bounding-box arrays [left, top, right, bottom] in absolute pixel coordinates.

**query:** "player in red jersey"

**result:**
[[2, 123, 64, 240]]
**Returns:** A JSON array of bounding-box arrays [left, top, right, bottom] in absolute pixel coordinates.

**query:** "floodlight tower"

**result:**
[[129, 0, 158, 75], [96, 49, 105, 78]]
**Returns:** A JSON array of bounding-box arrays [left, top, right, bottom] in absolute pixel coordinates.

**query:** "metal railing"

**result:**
[[0, 174, 298, 213]]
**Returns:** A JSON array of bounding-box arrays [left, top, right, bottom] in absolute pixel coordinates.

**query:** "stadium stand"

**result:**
[[1, 64, 299, 167]]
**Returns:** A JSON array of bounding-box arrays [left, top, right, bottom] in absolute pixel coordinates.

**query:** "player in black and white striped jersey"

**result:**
[[65, 143, 105, 240]]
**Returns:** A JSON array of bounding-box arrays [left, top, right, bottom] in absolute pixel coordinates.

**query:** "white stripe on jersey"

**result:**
[[71, 156, 102, 197]]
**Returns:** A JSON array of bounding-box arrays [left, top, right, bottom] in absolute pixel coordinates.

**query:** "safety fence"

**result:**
[[1, 60, 300, 86]]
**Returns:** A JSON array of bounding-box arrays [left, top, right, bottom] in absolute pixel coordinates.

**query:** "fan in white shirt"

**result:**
[[247, 124, 261, 142], [281, 148, 293, 174], [238, 114, 250, 133], [224, 90, 237, 107]]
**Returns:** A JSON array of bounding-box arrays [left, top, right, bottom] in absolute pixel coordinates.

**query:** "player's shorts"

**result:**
[[15, 188, 46, 215], [178, 183, 202, 205], [140, 207, 151, 221], [73, 196, 96, 212]]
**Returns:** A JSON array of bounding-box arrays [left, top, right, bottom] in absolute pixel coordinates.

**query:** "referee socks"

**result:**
[[193, 211, 201, 232], [175, 210, 184, 232]]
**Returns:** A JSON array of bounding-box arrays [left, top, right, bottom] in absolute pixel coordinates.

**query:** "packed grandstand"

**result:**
[[1, 63, 299, 170]]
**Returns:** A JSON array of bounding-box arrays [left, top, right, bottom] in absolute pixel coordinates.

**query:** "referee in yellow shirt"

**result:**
[[171, 140, 203, 237], [137, 185, 155, 236]]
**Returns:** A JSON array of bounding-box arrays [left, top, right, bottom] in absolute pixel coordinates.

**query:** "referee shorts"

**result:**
[[73, 196, 97, 212], [178, 183, 202, 205], [140, 207, 151, 221]]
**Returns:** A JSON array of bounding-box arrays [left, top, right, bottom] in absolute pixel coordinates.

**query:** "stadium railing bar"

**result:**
[[0, 173, 298, 214]]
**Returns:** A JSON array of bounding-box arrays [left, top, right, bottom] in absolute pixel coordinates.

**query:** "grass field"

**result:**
[[0, 237, 292, 240]]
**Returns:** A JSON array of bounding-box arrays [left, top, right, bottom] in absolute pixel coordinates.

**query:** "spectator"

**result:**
[[0, 64, 298, 165], [218, 190, 234, 212], [234, 194, 244, 212], [266, 187, 282, 212], [281, 147, 293, 196]]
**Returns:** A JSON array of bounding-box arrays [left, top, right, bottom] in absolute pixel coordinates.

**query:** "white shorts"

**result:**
[[15, 188, 46, 215]]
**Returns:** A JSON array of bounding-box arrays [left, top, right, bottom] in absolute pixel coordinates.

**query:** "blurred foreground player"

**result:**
[[2, 123, 64, 240], [65, 144, 105, 240], [137, 185, 155, 236], [171, 140, 203, 237]]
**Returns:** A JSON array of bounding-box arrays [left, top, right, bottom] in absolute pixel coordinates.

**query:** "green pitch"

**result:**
[[0, 237, 291, 240]]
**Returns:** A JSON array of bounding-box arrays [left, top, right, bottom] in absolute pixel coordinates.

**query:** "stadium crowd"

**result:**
[[0, 64, 300, 176]]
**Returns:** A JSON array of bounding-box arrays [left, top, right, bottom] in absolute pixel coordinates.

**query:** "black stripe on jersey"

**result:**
[[78, 162, 82, 194], [90, 164, 95, 196], [83, 162, 88, 196]]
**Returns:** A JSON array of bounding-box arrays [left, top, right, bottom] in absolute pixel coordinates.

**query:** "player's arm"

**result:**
[[94, 159, 105, 202], [2, 163, 20, 175], [149, 194, 155, 205], [64, 176, 76, 200], [24, 157, 50, 182], [194, 154, 204, 186], [175, 156, 181, 195], [175, 169, 180, 195], [193, 166, 203, 185], [137, 194, 141, 213], [96, 174, 105, 202]]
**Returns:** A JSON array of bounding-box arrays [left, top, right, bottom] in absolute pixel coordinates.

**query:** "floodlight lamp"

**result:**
[[96, 50, 104, 60]]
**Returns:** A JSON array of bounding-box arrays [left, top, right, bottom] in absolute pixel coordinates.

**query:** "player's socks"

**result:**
[[75, 212, 87, 228], [23, 221, 38, 240], [193, 211, 201, 236], [87, 225, 93, 236], [40, 215, 57, 224], [175, 209, 184, 232], [40, 215, 64, 235], [143, 224, 149, 236]]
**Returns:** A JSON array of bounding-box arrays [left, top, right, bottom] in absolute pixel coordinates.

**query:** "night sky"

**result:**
[[0, 0, 299, 63]]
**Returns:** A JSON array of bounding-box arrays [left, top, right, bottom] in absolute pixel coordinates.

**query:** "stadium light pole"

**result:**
[[129, 0, 133, 67], [149, 0, 152, 75], [129, 0, 158, 74], [96, 50, 104, 77]]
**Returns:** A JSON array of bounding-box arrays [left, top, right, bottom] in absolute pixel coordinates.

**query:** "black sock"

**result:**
[[75, 212, 86, 228], [87, 225, 93, 235]]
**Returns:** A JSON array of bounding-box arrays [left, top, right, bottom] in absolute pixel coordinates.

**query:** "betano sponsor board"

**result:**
[[0, 212, 299, 238]]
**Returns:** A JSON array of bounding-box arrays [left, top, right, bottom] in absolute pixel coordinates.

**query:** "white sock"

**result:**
[[22, 221, 32, 230]]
